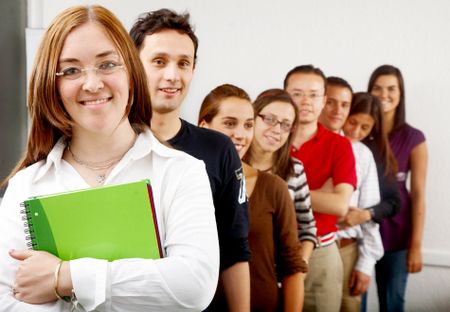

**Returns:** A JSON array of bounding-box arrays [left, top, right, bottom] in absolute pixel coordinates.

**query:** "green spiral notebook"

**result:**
[[21, 180, 162, 261]]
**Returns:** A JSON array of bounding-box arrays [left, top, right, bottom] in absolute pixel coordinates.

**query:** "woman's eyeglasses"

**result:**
[[257, 114, 294, 133], [56, 61, 124, 80]]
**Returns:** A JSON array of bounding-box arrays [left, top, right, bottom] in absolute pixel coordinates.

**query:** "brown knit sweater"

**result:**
[[248, 171, 307, 311]]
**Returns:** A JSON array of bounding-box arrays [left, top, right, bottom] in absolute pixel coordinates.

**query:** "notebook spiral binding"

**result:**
[[20, 202, 37, 250]]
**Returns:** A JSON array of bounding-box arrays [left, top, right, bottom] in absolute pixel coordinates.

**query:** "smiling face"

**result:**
[[285, 73, 326, 125], [201, 97, 254, 159], [253, 101, 295, 154], [56, 22, 129, 135], [370, 75, 401, 115], [343, 113, 375, 142], [139, 29, 195, 115], [319, 85, 352, 132]]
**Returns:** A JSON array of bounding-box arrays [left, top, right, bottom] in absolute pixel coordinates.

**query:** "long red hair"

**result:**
[[1, 5, 152, 187]]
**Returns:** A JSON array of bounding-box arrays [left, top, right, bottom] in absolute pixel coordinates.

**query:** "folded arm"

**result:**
[[311, 182, 354, 217]]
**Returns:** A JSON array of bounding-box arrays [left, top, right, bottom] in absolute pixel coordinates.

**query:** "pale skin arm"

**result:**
[[310, 181, 354, 217], [9, 249, 72, 304], [300, 241, 315, 263], [408, 142, 428, 273], [282, 272, 303, 311], [221, 261, 250, 312]]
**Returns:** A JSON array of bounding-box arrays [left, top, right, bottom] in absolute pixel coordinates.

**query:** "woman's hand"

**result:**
[[407, 245, 423, 273], [341, 207, 371, 227], [9, 249, 61, 304]]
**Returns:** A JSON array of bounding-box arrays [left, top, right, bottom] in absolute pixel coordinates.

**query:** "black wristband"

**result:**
[[369, 208, 375, 220]]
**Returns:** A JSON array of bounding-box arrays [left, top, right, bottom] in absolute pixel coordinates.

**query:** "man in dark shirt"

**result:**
[[130, 9, 251, 311]]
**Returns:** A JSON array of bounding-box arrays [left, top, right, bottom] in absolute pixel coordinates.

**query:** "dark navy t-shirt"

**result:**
[[168, 119, 251, 270]]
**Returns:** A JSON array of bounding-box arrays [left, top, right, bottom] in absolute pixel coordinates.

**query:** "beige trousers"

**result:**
[[303, 242, 343, 312], [339, 242, 361, 312]]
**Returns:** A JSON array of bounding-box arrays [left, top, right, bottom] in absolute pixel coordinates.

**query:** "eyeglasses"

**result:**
[[290, 91, 324, 101], [257, 114, 294, 133], [55, 61, 124, 80]]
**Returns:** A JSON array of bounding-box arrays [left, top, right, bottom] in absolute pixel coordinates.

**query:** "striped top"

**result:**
[[287, 157, 318, 245]]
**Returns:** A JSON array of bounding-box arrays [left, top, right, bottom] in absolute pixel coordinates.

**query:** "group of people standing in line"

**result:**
[[0, 4, 427, 312]]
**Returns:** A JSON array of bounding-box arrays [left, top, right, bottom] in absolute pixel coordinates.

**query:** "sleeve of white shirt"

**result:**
[[355, 221, 383, 276], [70, 159, 220, 311], [355, 151, 384, 276]]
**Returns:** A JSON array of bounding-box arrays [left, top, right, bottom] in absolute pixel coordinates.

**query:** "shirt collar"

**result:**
[[33, 137, 67, 183], [32, 128, 174, 184], [315, 122, 327, 140]]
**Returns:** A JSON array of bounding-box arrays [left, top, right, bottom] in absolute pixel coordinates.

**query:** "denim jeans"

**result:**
[[375, 249, 408, 312], [360, 291, 367, 312]]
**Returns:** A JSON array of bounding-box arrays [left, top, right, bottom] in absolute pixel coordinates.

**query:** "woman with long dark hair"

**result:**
[[367, 65, 428, 312], [342, 92, 401, 311]]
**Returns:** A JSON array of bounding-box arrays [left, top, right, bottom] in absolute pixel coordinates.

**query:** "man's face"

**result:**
[[285, 73, 326, 125], [319, 85, 352, 132], [139, 29, 195, 114]]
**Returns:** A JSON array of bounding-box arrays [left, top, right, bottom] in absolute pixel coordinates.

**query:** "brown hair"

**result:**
[[198, 83, 251, 125], [130, 8, 199, 63], [243, 89, 298, 181], [1, 5, 152, 187], [350, 92, 397, 177], [367, 64, 406, 133]]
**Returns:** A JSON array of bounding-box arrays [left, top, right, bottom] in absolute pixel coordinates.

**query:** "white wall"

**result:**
[[30, 0, 450, 310]]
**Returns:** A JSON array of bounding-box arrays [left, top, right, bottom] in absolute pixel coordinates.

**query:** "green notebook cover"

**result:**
[[21, 180, 162, 261]]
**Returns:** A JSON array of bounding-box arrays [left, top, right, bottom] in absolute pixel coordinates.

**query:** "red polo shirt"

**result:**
[[291, 123, 357, 237]]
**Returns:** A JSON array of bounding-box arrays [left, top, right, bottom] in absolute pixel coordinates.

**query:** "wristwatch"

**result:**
[[368, 208, 375, 220]]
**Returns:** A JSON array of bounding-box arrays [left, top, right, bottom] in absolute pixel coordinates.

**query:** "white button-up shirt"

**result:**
[[337, 141, 384, 276], [0, 129, 219, 311]]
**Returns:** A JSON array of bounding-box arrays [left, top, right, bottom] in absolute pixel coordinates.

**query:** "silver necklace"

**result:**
[[67, 135, 137, 184]]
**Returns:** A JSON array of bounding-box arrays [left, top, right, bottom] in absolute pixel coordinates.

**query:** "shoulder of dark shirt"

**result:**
[[396, 122, 425, 138], [180, 120, 236, 150]]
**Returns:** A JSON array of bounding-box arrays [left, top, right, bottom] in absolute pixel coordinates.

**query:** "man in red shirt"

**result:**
[[284, 65, 357, 311]]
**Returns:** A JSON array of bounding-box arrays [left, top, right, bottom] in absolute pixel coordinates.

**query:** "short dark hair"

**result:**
[[326, 76, 353, 94], [129, 8, 199, 62], [367, 64, 405, 131], [283, 64, 327, 91]]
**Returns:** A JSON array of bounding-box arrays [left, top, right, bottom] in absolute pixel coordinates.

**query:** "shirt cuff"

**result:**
[[70, 258, 108, 311], [354, 257, 375, 276]]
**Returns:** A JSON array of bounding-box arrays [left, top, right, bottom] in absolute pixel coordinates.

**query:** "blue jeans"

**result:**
[[360, 291, 367, 312], [375, 249, 408, 312]]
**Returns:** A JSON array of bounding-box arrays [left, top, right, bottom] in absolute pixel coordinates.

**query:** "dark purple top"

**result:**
[[380, 124, 426, 252]]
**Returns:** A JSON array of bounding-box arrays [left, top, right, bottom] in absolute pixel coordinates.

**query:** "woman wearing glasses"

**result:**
[[199, 84, 307, 311], [243, 89, 317, 264], [0, 5, 218, 311]]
